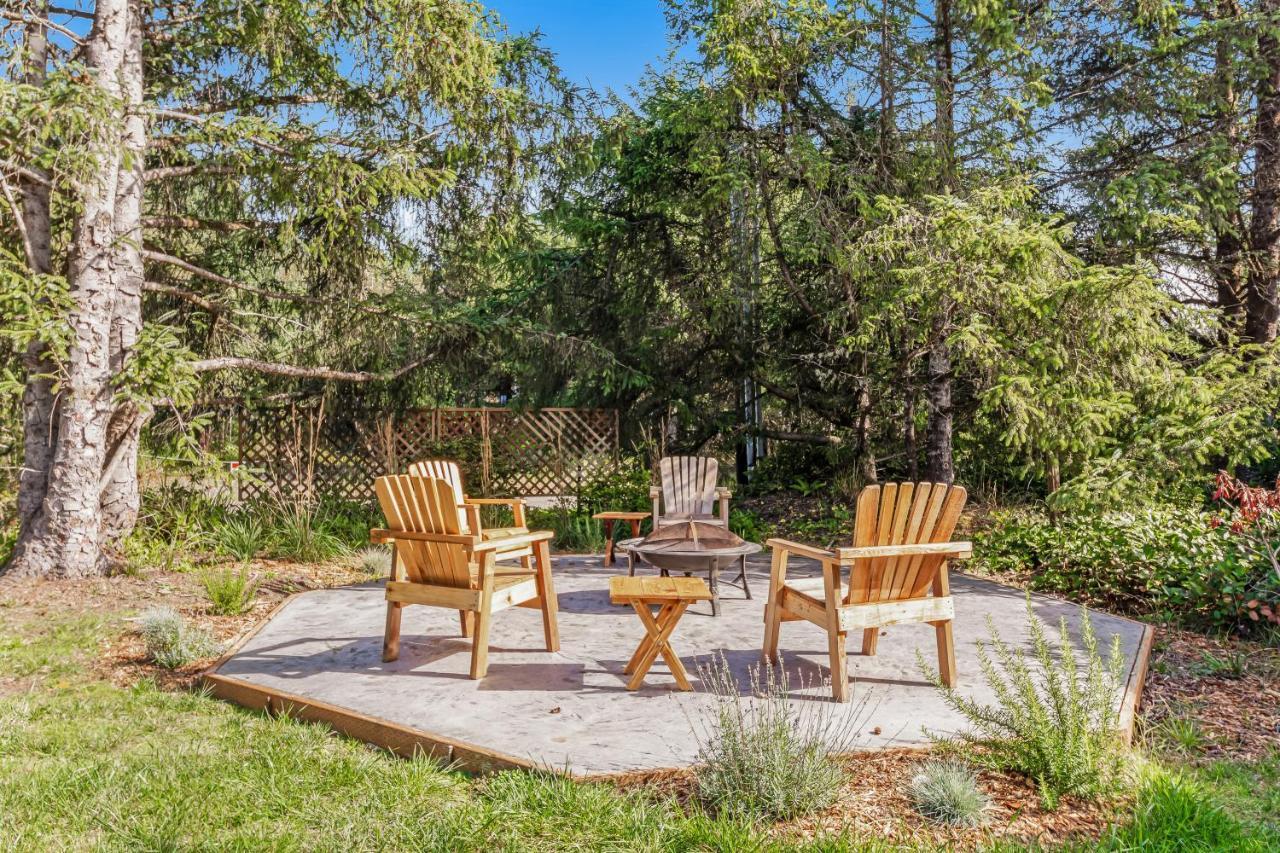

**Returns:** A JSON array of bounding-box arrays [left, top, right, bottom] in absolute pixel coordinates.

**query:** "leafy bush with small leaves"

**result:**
[[909, 760, 990, 827], [578, 457, 651, 514], [729, 509, 770, 543], [212, 515, 267, 562], [974, 503, 1280, 633], [692, 653, 860, 821], [923, 599, 1126, 806], [357, 545, 392, 576], [200, 566, 260, 615], [136, 607, 220, 669]]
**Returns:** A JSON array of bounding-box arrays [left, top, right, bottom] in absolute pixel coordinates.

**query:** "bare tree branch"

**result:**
[[143, 280, 221, 313], [0, 176, 35, 269], [142, 215, 264, 233], [152, 108, 291, 155], [0, 10, 84, 44], [190, 355, 432, 383], [144, 164, 238, 181], [0, 158, 52, 186]]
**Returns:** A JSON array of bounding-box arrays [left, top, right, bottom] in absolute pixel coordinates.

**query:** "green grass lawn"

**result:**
[[2, 611, 1277, 851]]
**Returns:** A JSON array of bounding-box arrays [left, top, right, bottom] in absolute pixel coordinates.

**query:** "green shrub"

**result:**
[[909, 760, 990, 827], [729, 509, 770, 544], [692, 654, 857, 821], [527, 507, 606, 552], [357, 545, 392, 576], [924, 599, 1126, 806], [212, 515, 267, 562], [312, 497, 383, 549], [199, 566, 260, 615], [577, 457, 651, 514], [135, 607, 220, 669], [268, 502, 349, 562], [974, 504, 1280, 633]]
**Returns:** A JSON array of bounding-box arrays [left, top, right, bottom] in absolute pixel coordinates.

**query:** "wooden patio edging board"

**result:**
[[202, 578, 1156, 777]]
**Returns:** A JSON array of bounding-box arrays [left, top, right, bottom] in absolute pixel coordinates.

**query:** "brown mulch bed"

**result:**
[[1140, 628, 1280, 762], [614, 749, 1123, 848]]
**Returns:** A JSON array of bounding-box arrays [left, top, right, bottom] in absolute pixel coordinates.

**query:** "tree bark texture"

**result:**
[[7, 0, 131, 578], [1247, 0, 1280, 345], [925, 0, 956, 484], [99, 0, 146, 548], [16, 6, 55, 542]]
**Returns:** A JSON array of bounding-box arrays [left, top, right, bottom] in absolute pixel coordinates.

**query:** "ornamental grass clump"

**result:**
[[357, 545, 392, 576], [691, 653, 861, 822], [923, 598, 1126, 807], [200, 565, 260, 615], [909, 760, 990, 827], [136, 606, 221, 669]]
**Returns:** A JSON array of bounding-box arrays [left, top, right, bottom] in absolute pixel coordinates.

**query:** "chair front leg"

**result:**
[[533, 538, 559, 652], [822, 559, 849, 702], [383, 601, 403, 662], [469, 553, 497, 679], [762, 547, 789, 663]]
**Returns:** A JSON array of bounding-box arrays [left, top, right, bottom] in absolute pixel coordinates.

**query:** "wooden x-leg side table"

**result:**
[[592, 511, 651, 567], [608, 576, 711, 691]]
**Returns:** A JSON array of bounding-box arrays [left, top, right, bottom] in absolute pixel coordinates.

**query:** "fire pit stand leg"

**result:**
[[708, 563, 721, 616]]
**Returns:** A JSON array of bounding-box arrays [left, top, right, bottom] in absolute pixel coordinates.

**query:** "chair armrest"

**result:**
[[464, 497, 524, 507], [833, 541, 973, 563], [766, 537, 837, 562], [370, 528, 480, 546], [715, 487, 732, 499], [471, 529, 554, 553]]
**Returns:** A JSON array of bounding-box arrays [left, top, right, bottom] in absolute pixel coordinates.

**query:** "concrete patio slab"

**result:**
[[205, 555, 1152, 777]]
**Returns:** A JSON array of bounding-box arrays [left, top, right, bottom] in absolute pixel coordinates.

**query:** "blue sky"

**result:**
[[486, 1, 676, 97]]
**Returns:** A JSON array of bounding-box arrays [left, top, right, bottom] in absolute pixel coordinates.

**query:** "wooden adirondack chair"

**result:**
[[763, 482, 971, 702], [650, 456, 731, 528], [407, 459, 531, 563], [370, 475, 559, 680]]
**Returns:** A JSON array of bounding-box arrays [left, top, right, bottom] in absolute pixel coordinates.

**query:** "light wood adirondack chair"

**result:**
[[763, 482, 971, 702], [370, 475, 559, 679], [407, 459, 531, 563], [650, 456, 731, 528]]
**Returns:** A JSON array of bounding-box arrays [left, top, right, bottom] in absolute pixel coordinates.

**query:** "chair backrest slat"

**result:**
[[845, 482, 967, 604], [375, 474, 473, 588], [407, 460, 469, 532], [659, 456, 718, 518]]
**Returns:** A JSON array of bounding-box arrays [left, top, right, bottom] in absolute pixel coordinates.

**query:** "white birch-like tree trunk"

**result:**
[[7, 0, 132, 578], [100, 0, 147, 549]]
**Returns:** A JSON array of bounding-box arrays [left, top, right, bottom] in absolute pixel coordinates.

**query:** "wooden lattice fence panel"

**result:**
[[236, 405, 618, 502]]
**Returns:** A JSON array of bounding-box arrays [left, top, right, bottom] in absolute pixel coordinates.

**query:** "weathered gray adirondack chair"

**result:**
[[650, 456, 731, 529]]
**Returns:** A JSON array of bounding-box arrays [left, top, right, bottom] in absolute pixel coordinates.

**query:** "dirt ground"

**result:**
[[1, 557, 1276, 848]]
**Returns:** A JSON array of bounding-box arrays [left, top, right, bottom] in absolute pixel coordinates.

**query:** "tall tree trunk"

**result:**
[[1213, 0, 1246, 333], [15, 5, 55, 542], [100, 0, 147, 551], [6, 0, 131, 578], [925, 0, 956, 484], [1247, 0, 1280, 345], [876, 0, 896, 188], [925, 314, 954, 484], [903, 384, 918, 482]]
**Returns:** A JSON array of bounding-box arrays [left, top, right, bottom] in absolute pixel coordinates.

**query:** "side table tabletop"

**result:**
[[592, 511, 651, 566], [608, 576, 710, 691]]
